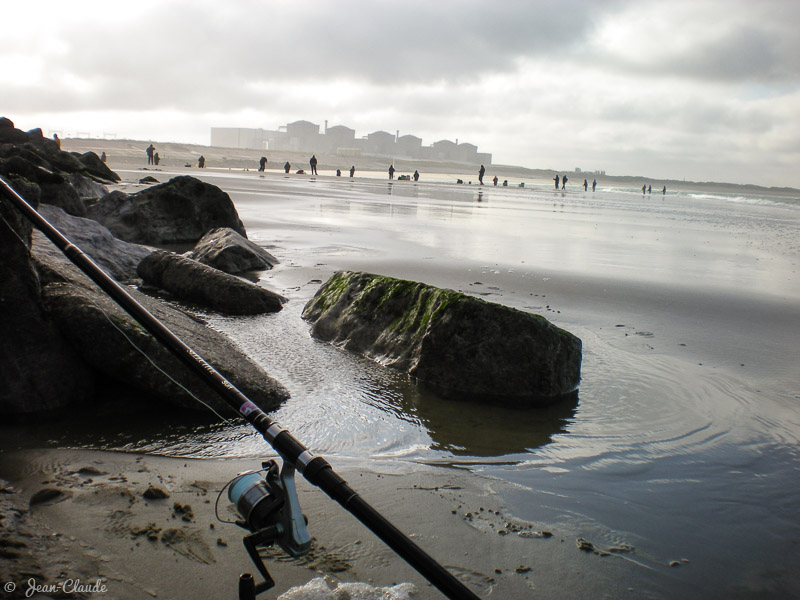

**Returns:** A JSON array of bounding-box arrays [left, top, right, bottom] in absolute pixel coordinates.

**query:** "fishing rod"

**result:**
[[0, 176, 481, 600]]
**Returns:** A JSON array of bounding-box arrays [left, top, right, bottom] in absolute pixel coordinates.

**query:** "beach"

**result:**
[[2, 145, 800, 599]]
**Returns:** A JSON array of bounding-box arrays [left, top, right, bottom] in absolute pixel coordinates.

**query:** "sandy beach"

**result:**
[[2, 140, 800, 599]]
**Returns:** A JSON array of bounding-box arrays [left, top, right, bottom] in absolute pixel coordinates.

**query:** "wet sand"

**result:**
[[3, 150, 800, 599]]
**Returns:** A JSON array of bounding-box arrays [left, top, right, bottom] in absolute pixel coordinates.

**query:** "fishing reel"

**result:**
[[225, 459, 312, 599]]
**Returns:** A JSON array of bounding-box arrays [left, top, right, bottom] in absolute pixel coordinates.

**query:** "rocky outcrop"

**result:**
[[85, 176, 246, 245], [187, 227, 278, 274], [73, 150, 120, 183], [302, 271, 582, 405], [137, 250, 285, 315], [0, 188, 94, 414], [33, 239, 289, 416], [35, 204, 152, 282]]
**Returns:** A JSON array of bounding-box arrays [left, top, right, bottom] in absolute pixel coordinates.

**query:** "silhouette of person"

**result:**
[[309, 155, 318, 175], [197, 155, 205, 168], [154, 152, 160, 166], [388, 165, 395, 180], [336, 169, 341, 176], [146, 144, 155, 165], [413, 170, 419, 181], [503, 180, 508, 187], [583, 179, 588, 191], [554, 175, 560, 189], [592, 179, 597, 192], [562, 175, 568, 190], [493, 175, 498, 186], [349, 166, 355, 177], [648, 185, 652, 194], [284, 161, 291, 174], [259, 157, 267, 172], [478, 165, 485, 185], [53, 134, 61, 149], [662, 186, 667, 195], [100, 152, 107, 163], [642, 185, 646, 194]]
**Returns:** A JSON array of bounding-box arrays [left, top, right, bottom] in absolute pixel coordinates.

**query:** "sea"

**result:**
[[24, 170, 800, 599]]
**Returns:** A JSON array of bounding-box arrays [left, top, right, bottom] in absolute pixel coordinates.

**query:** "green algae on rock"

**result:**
[[302, 271, 582, 406]]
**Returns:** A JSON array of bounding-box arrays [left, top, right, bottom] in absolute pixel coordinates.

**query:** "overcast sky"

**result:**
[[3, 0, 799, 187]]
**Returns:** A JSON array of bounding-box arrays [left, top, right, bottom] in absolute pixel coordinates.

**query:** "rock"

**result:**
[[187, 227, 278, 274], [66, 172, 109, 200], [35, 204, 152, 282], [74, 150, 120, 183], [0, 155, 87, 216], [143, 486, 170, 500], [0, 189, 94, 415], [139, 175, 159, 184], [85, 175, 247, 245], [33, 252, 289, 416], [137, 250, 285, 315], [302, 271, 582, 405]]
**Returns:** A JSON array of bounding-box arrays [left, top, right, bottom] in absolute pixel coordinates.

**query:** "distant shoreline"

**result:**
[[62, 137, 800, 199]]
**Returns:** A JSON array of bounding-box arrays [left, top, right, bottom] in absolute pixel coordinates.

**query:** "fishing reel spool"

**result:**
[[227, 459, 312, 599]]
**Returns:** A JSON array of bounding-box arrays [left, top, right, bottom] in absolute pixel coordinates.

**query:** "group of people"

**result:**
[[643, 184, 667, 195], [145, 144, 160, 166]]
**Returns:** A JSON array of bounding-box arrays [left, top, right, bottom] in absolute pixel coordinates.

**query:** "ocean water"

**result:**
[[24, 171, 800, 598]]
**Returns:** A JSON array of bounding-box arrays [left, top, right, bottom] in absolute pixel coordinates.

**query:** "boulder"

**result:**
[[85, 176, 246, 245], [66, 172, 109, 200], [187, 227, 278, 274], [137, 250, 285, 315], [35, 204, 152, 282], [0, 188, 94, 415], [74, 150, 120, 183], [302, 271, 582, 405], [33, 239, 289, 416], [0, 155, 87, 216]]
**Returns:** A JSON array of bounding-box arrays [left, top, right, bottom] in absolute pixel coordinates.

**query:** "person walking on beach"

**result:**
[[592, 179, 597, 192], [284, 161, 291, 174], [309, 155, 318, 175], [562, 175, 568, 190], [197, 155, 205, 168], [259, 157, 267, 172], [146, 144, 155, 165], [388, 165, 395, 180], [479, 165, 486, 185], [413, 170, 419, 181], [648, 185, 652, 195], [349, 166, 355, 178], [336, 169, 341, 176], [583, 179, 588, 191], [642, 184, 647, 195], [100, 152, 107, 163], [662, 185, 667, 195], [493, 175, 498, 186], [554, 175, 560, 189]]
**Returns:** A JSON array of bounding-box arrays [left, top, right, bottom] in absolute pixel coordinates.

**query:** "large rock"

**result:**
[[35, 204, 152, 282], [0, 187, 94, 414], [33, 240, 289, 416], [0, 155, 87, 216], [187, 227, 278, 274], [302, 271, 582, 405], [85, 176, 246, 245], [74, 150, 120, 183], [138, 250, 285, 315]]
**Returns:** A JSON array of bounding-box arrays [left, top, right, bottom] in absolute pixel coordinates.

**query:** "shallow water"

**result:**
[[18, 172, 800, 598]]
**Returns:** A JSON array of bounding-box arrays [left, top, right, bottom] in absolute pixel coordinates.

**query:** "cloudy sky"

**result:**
[[3, 0, 799, 187]]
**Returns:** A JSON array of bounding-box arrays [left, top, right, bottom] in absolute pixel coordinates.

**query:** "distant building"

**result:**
[[210, 121, 491, 164]]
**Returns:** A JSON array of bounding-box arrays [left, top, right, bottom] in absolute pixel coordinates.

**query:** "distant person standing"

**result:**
[[562, 175, 568, 190], [648, 185, 652, 194], [583, 179, 588, 191], [642, 184, 646, 195], [554, 175, 560, 189], [478, 164, 485, 185], [197, 155, 205, 168], [100, 152, 107, 163], [146, 144, 155, 165], [592, 179, 597, 192], [336, 169, 341, 176], [413, 170, 419, 181], [259, 157, 267, 172], [388, 165, 395, 180], [349, 165, 355, 177], [309, 155, 318, 175], [53, 133, 61, 149], [662, 185, 667, 195], [154, 152, 160, 166], [493, 175, 498, 186], [284, 161, 291, 174]]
